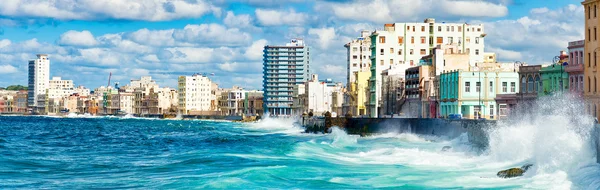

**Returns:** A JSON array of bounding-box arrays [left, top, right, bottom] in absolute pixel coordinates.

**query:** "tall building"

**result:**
[[345, 30, 372, 87], [178, 74, 215, 114], [583, 0, 600, 119], [368, 18, 486, 117], [27, 54, 50, 110], [263, 38, 310, 116]]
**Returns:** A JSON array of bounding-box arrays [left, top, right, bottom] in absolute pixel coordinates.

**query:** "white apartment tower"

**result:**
[[48, 77, 74, 99], [345, 30, 372, 87], [368, 18, 486, 117], [178, 74, 215, 114], [28, 54, 50, 108]]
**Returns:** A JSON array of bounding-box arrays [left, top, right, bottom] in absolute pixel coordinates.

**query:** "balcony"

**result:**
[[564, 63, 583, 73]]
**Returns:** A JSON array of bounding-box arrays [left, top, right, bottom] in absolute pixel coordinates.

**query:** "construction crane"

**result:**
[[107, 72, 112, 87]]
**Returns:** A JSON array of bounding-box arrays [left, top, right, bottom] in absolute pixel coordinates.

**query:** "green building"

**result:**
[[440, 69, 519, 120], [539, 64, 569, 96]]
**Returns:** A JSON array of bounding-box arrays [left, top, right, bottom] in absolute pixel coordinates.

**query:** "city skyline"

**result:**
[[0, 0, 584, 90]]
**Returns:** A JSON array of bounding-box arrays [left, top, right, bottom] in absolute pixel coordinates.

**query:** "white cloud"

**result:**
[[0, 0, 219, 21], [218, 62, 240, 72], [255, 9, 307, 26], [244, 39, 267, 60], [316, 0, 508, 23], [0, 39, 11, 49], [0, 64, 17, 74], [224, 11, 254, 29], [130, 68, 150, 76], [173, 24, 252, 46], [320, 64, 345, 76], [58, 30, 98, 47], [309, 27, 336, 49]]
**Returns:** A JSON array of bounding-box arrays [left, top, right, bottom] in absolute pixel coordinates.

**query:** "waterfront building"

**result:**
[[243, 91, 264, 116], [28, 54, 50, 113], [301, 74, 344, 116], [292, 84, 306, 115], [439, 64, 518, 119], [74, 86, 91, 97], [263, 38, 310, 116], [48, 77, 74, 99], [217, 86, 244, 116], [539, 51, 569, 97], [347, 71, 370, 116], [178, 74, 216, 115], [345, 30, 372, 87], [566, 40, 585, 97], [515, 65, 541, 108], [583, 0, 600, 119], [405, 65, 434, 118], [368, 18, 486, 117]]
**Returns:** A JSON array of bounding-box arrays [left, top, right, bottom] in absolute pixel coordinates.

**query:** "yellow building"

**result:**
[[583, 0, 600, 119], [348, 71, 370, 116]]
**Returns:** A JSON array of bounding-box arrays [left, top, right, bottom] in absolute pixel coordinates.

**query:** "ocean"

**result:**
[[0, 113, 599, 189]]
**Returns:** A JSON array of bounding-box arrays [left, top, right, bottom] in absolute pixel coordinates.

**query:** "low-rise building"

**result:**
[[566, 40, 585, 97], [440, 64, 519, 120]]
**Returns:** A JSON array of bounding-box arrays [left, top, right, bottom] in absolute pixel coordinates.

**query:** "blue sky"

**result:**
[[0, 0, 585, 90]]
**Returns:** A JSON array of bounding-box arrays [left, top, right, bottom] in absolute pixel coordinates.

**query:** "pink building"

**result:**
[[566, 40, 585, 97]]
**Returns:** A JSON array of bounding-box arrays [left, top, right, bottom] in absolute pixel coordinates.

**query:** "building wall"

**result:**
[[567, 40, 585, 96], [540, 65, 569, 97], [584, 0, 600, 119], [368, 19, 486, 117], [345, 31, 372, 87], [178, 75, 214, 114], [28, 54, 50, 108], [48, 77, 74, 99], [263, 38, 310, 116]]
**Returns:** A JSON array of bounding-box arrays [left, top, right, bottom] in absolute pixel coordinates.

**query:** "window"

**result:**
[[535, 75, 540, 92], [421, 26, 425, 32], [410, 60, 414, 66], [475, 49, 480, 55], [476, 82, 481, 92], [421, 36, 426, 44], [589, 6, 591, 19], [390, 48, 394, 54], [596, 52, 597, 67], [465, 82, 471, 92], [466, 37, 471, 43], [490, 81, 493, 92], [411, 37, 415, 44], [437, 37, 443, 44], [352, 55, 357, 59], [589, 77, 592, 92], [352, 47, 357, 52], [490, 105, 494, 119], [475, 37, 480, 44], [511, 82, 516, 92], [379, 36, 386, 43], [438, 26, 442, 32], [398, 37, 404, 44], [596, 27, 598, 41], [477, 28, 481, 32], [412, 26, 415, 32], [380, 49, 384, 55], [596, 5, 597, 18], [458, 26, 462, 32], [502, 82, 507, 92], [528, 76, 534, 92], [590, 53, 592, 67], [410, 49, 414, 55], [420, 49, 426, 55], [521, 77, 526, 93], [589, 28, 591, 42], [352, 63, 357, 67], [398, 49, 402, 55], [390, 59, 393, 64], [446, 26, 450, 31], [451, 26, 455, 32], [448, 37, 453, 44], [380, 60, 384, 66], [596, 77, 598, 92]]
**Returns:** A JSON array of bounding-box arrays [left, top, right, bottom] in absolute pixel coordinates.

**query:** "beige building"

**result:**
[[583, 0, 600, 119]]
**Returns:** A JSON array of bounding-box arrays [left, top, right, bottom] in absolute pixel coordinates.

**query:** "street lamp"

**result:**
[[552, 56, 569, 93]]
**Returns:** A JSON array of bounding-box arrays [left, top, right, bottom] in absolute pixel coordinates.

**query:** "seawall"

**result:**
[[303, 117, 494, 149]]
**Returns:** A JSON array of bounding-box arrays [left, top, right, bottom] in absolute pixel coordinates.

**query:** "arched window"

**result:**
[[528, 76, 534, 92], [521, 77, 526, 93], [535, 75, 541, 92]]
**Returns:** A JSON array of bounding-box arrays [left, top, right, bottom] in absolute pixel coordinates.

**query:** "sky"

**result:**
[[0, 0, 586, 90]]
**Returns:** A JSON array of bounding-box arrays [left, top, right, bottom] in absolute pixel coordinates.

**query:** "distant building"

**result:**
[[539, 51, 569, 97], [178, 74, 216, 114], [583, 0, 600, 119], [380, 65, 405, 117], [48, 77, 74, 99], [300, 74, 344, 116], [263, 38, 310, 116], [28, 54, 50, 112], [345, 30, 372, 88], [368, 18, 486, 117], [346, 71, 370, 116]]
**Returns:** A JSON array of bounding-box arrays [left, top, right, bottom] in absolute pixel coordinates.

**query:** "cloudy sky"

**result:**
[[0, 0, 585, 90]]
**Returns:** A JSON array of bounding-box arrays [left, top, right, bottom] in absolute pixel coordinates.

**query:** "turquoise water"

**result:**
[[0, 115, 599, 189]]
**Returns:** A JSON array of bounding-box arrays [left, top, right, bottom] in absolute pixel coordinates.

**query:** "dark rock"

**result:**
[[441, 146, 452, 152], [497, 164, 534, 178]]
